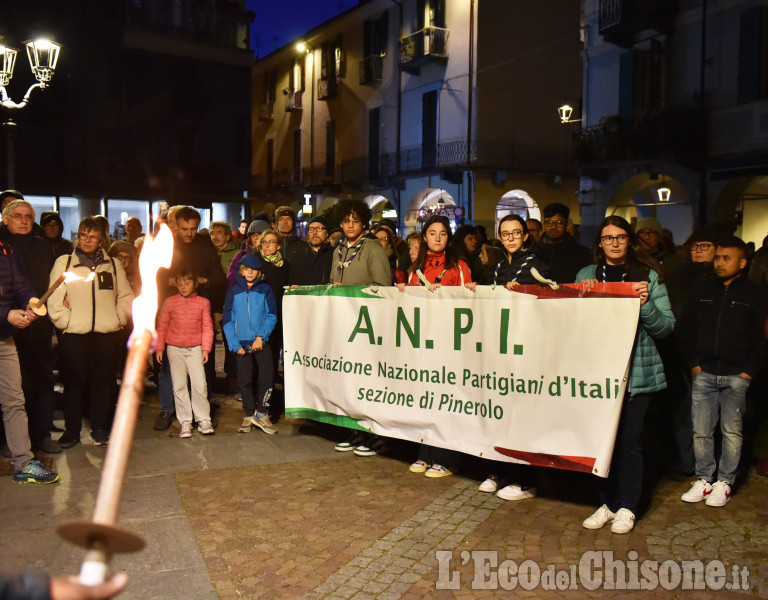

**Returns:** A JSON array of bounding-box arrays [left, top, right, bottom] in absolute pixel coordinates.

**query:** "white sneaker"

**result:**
[[409, 460, 429, 473], [197, 420, 215, 435], [610, 508, 635, 534], [681, 479, 713, 503], [180, 422, 192, 438], [582, 504, 615, 529], [424, 464, 452, 478], [496, 484, 537, 501], [705, 481, 732, 507], [478, 476, 500, 493]]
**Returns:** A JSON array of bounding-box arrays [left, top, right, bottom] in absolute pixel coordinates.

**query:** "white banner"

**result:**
[[283, 285, 640, 477]]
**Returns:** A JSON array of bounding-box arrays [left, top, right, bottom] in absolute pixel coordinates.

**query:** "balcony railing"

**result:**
[[598, 0, 678, 48], [573, 107, 705, 167], [359, 55, 384, 85], [398, 27, 449, 71]]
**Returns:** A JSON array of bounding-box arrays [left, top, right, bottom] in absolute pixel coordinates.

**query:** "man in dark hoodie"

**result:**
[[530, 203, 592, 283], [0, 200, 59, 454], [39, 211, 75, 259]]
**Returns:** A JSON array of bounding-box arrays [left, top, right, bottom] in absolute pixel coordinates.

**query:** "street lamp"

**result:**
[[0, 37, 61, 187], [657, 176, 671, 203], [558, 104, 581, 124]]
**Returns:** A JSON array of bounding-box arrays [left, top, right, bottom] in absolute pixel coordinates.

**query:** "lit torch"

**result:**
[[30, 271, 96, 316], [57, 225, 174, 585]]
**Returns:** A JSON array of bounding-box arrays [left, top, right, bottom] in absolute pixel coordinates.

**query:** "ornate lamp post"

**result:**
[[0, 38, 61, 187]]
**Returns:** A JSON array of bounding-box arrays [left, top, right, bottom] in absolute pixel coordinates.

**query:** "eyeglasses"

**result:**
[[691, 242, 713, 251], [9, 213, 34, 223], [499, 230, 525, 240], [261, 240, 279, 246], [78, 232, 101, 242], [601, 234, 629, 245], [307, 226, 326, 233], [341, 218, 361, 225], [543, 219, 566, 228]]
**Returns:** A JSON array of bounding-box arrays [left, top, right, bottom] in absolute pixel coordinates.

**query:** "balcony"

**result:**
[[398, 27, 449, 73], [317, 77, 338, 100], [360, 55, 384, 85], [599, 0, 678, 48], [285, 90, 303, 112], [573, 107, 705, 169]]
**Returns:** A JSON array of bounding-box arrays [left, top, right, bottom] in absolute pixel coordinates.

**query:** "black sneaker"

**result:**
[[153, 410, 174, 431], [92, 430, 109, 446], [58, 431, 81, 449]]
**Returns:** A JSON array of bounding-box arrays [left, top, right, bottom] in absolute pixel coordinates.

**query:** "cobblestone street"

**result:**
[[2, 383, 767, 599]]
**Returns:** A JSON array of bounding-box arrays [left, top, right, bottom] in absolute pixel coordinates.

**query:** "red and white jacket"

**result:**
[[156, 293, 214, 353]]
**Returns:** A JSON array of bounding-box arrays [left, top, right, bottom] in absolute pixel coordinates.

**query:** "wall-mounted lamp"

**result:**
[[296, 41, 311, 54], [558, 104, 581, 124], [657, 176, 671, 203]]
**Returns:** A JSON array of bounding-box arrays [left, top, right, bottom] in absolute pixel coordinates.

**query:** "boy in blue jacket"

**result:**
[[223, 254, 278, 434]]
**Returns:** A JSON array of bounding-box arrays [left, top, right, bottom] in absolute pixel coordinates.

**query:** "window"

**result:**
[[266, 139, 275, 190], [618, 41, 663, 116], [738, 6, 768, 104], [364, 14, 388, 58], [422, 90, 438, 169], [320, 37, 344, 80], [416, 0, 446, 30], [106, 199, 151, 241], [293, 129, 302, 183]]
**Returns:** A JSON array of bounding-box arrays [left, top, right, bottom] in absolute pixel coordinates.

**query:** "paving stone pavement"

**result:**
[[2, 380, 767, 599]]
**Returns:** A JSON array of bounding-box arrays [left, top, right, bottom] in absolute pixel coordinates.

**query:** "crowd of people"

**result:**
[[0, 189, 766, 540]]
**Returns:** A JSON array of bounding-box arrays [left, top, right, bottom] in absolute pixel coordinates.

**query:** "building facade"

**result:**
[[1, 0, 254, 236], [576, 0, 768, 246], [251, 0, 583, 237]]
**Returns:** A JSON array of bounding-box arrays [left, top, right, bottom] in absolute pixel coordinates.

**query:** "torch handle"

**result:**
[[34, 273, 67, 309]]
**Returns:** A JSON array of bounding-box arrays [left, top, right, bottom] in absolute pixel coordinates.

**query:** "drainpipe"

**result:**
[[698, 0, 708, 227], [466, 0, 475, 223]]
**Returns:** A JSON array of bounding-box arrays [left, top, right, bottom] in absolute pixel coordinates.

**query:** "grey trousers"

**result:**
[[0, 337, 34, 471]]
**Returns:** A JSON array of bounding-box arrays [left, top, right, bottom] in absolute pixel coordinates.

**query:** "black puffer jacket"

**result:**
[[0, 241, 36, 340]]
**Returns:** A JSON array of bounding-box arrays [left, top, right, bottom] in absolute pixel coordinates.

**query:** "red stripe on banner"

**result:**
[[493, 447, 597, 474], [514, 282, 639, 299]]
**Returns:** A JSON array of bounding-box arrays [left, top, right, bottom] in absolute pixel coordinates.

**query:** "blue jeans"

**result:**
[[691, 372, 750, 485]]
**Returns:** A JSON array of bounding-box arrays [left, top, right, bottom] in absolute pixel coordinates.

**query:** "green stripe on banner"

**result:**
[[284, 408, 370, 430], [284, 285, 384, 299]]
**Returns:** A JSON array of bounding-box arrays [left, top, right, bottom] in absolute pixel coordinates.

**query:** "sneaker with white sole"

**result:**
[[238, 417, 252, 433], [409, 460, 429, 473], [496, 484, 537, 501], [251, 415, 277, 435], [334, 433, 365, 452], [354, 435, 384, 456], [610, 508, 635, 534], [180, 422, 193, 438], [582, 504, 615, 529], [681, 479, 713, 503], [424, 464, 452, 478], [478, 475, 501, 493], [197, 420, 215, 435], [705, 481, 731, 507]]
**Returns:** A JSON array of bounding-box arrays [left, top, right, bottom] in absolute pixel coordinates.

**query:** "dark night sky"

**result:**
[[246, 0, 352, 58]]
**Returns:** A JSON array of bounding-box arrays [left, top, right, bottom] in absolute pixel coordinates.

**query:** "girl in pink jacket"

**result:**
[[155, 269, 215, 438]]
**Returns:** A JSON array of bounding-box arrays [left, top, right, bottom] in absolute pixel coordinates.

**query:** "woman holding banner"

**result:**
[[478, 214, 551, 500], [398, 215, 472, 477], [576, 215, 674, 534]]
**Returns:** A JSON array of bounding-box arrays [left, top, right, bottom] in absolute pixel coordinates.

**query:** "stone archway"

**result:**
[[404, 188, 457, 231], [594, 165, 698, 247], [494, 189, 540, 237]]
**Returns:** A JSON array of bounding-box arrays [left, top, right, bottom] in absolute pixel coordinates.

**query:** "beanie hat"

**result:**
[[309, 215, 329, 229], [107, 240, 136, 259], [247, 220, 270, 236], [636, 217, 662, 236], [275, 206, 296, 222], [687, 227, 718, 245], [239, 253, 263, 271], [40, 211, 64, 229]]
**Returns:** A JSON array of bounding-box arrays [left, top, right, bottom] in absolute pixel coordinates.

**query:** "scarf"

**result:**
[[260, 250, 284, 267], [75, 246, 104, 270]]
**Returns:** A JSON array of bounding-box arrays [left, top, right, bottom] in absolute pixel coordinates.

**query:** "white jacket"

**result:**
[[48, 251, 133, 334]]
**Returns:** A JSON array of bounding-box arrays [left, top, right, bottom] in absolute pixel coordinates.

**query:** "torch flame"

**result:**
[[61, 271, 86, 284], [130, 225, 174, 343]]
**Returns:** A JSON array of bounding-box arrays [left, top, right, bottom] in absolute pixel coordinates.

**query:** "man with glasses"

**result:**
[[663, 228, 718, 480], [0, 200, 59, 455], [287, 215, 334, 285], [530, 203, 591, 283]]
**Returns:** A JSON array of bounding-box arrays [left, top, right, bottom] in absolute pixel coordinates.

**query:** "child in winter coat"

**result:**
[[155, 269, 215, 438], [223, 254, 278, 434]]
